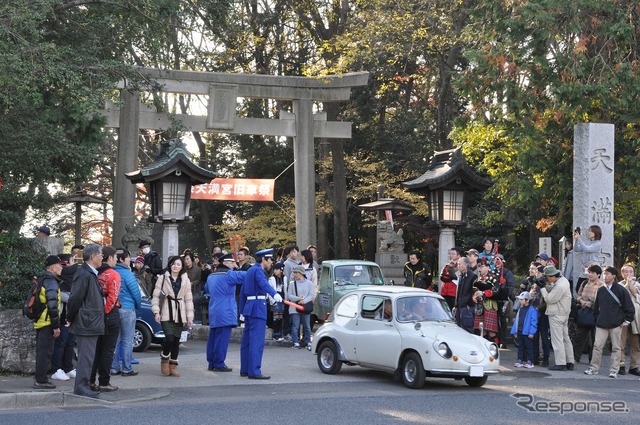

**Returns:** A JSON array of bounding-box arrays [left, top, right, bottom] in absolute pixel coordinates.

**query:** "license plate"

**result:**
[[469, 365, 484, 377]]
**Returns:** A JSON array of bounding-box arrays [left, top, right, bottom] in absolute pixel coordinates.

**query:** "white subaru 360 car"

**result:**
[[311, 286, 500, 388]]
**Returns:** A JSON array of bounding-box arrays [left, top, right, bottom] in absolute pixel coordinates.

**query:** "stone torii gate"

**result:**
[[101, 68, 369, 250]]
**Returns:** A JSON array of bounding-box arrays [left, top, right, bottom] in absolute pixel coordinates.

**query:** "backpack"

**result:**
[[23, 276, 47, 321]]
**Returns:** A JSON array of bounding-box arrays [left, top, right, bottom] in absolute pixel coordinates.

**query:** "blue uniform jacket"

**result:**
[[240, 263, 277, 320], [510, 305, 539, 336], [205, 269, 246, 328]]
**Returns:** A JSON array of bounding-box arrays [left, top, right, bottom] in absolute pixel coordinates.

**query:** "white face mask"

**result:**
[[142, 247, 151, 255]]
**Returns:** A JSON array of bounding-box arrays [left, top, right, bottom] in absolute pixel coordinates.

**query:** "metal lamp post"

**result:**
[[125, 139, 217, 263]]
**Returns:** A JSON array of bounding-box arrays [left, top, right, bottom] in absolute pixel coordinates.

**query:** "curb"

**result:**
[[0, 387, 171, 410], [0, 392, 112, 410]]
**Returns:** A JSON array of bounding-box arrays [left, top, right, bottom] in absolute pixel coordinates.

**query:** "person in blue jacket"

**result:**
[[239, 249, 283, 379], [205, 253, 246, 372], [511, 291, 539, 368], [111, 249, 142, 376]]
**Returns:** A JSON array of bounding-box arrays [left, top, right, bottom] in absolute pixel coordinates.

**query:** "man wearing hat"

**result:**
[[139, 240, 162, 283], [51, 253, 78, 381], [540, 265, 575, 371], [37, 225, 51, 238], [535, 252, 550, 266], [204, 253, 246, 372], [465, 249, 480, 277], [239, 249, 283, 379], [33, 255, 64, 389]]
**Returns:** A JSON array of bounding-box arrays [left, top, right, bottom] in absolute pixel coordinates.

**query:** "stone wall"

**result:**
[[0, 310, 36, 373]]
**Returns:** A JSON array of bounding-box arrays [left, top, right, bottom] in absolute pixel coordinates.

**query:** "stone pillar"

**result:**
[[113, 90, 140, 248], [438, 228, 456, 285], [293, 98, 316, 250], [161, 223, 179, 268], [573, 123, 614, 274]]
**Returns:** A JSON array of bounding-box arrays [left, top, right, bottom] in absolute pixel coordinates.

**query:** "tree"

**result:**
[[452, 0, 640, 264]]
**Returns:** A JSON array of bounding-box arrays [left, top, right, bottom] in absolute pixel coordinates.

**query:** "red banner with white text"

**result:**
[[191, 178, 274, 202]]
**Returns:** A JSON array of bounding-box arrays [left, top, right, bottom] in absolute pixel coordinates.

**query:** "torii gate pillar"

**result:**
[[293, 98, 316, 248]]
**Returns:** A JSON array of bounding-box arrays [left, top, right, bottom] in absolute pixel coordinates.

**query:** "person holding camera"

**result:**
[[528, 263, 550, 366], [541, 265, 575, 371], [573, 225, 602, 292]]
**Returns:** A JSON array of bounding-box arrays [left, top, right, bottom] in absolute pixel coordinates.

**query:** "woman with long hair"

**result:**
[[152, 256, 193, 377]]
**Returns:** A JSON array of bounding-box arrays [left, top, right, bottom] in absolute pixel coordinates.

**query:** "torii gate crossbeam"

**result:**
[[102, 68, 369, 250]]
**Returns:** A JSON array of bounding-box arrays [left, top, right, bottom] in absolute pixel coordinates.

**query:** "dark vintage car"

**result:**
[[134, 283, 165, 352]]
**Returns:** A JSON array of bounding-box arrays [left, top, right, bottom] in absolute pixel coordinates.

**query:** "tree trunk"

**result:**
[[325, 103, 349, 259]]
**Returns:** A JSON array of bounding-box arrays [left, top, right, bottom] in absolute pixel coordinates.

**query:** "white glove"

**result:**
[[239, 314, 245, 321], [273, 293, 283, 303]]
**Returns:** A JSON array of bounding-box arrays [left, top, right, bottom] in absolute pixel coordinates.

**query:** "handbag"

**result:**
[[576, 307, 596, 328], [294, 281, 313, 314]]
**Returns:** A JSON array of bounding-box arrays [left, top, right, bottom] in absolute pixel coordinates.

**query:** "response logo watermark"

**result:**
[[511, 393, 629, 415]]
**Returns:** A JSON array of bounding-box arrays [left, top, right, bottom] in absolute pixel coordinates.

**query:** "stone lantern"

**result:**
[[359, 185, 414, 284], [126, 139, 217, 262], [402, 148, 491, 274]]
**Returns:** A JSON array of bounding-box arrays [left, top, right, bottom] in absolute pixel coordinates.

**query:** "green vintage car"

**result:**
[[313, 260, 387, 325]]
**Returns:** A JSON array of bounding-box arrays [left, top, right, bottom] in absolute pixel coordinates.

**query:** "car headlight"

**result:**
[[435, 342, 452, 359], [487, 343, 499, 359]]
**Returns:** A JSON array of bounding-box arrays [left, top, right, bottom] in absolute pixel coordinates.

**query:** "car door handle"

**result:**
[[384, 323, 393, 327]]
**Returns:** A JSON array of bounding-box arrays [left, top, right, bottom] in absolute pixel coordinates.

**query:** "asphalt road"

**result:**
[[1, 339, 639, 424]]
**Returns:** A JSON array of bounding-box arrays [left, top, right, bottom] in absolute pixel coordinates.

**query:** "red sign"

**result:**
[[191, 178, 274, 202]]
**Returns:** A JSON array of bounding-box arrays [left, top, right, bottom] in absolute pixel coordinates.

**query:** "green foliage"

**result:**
[[453, 0, 640, 262], [0, 234, 46, 310], [210, 195, 297, 250]]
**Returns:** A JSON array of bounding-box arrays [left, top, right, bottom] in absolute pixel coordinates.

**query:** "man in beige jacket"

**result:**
[[541, 265, 575, 371]]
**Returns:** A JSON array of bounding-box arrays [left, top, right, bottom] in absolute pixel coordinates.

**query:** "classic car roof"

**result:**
[[321, 260, 381, 267], [345, 286, 442, 298]]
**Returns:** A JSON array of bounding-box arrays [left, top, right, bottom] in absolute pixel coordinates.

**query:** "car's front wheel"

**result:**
[[464, 376, 488, 387], [133, 322, 151, 352], [317, 340, 342, 374], [401, 352, 425, 389]]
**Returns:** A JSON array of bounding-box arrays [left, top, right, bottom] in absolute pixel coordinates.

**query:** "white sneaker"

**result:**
[[66, 369, 76, 378], [51, 369, 70, 381]]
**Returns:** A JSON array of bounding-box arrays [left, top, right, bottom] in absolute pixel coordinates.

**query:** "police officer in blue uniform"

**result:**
[[239, 249, 282, 379], [205, 253, 246, 372]]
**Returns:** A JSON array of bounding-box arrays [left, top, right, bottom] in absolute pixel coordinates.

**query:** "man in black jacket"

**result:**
[[66, 244, 105, 398], [453, 256, 477, 333], [139, 240, 163, 282], [33, 255, 63, 389], [585, 266, 635, 378], [403, 250, 433, 290]]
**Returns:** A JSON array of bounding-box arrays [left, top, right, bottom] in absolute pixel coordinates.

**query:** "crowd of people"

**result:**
[[30, 223, 640, 395], [427, 226, 639, 379], [31, 239, 321, 393]]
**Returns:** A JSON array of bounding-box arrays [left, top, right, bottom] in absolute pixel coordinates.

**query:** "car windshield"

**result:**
[[138, 282, 150, 298], [334, 265, 384, 286], [396, 296, 453, 322]]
